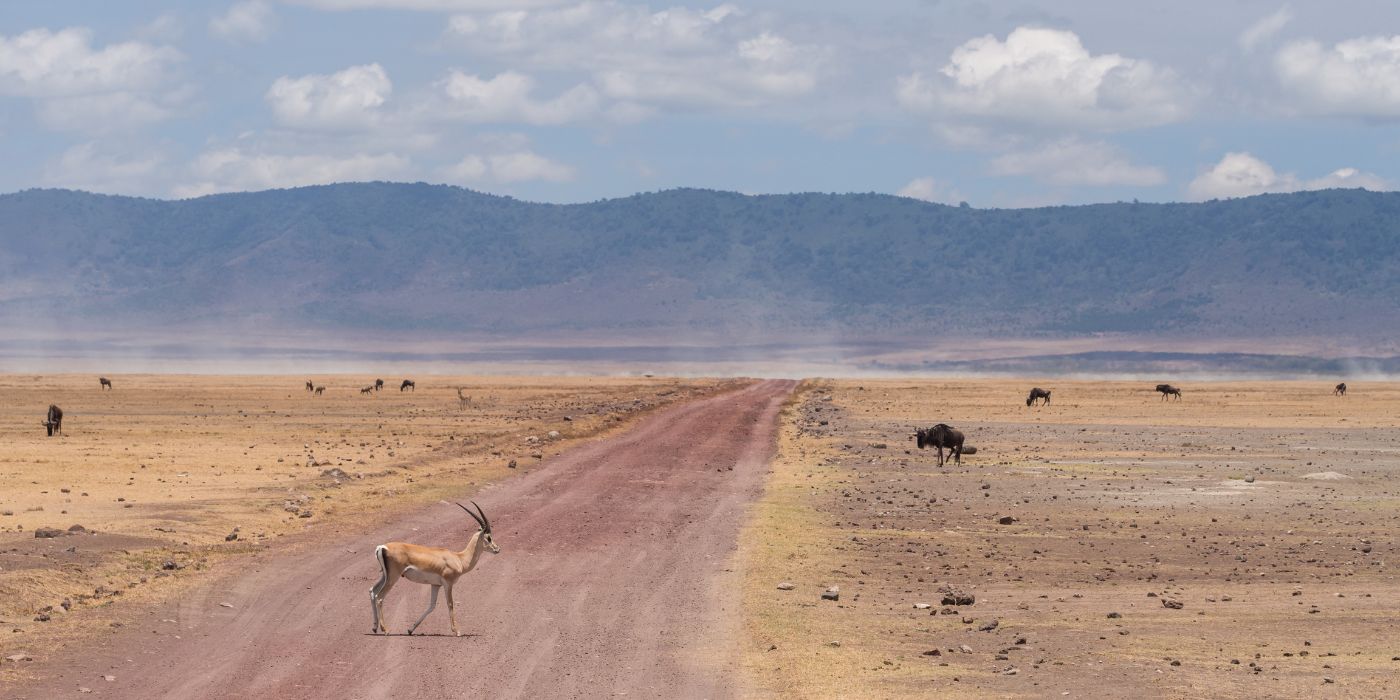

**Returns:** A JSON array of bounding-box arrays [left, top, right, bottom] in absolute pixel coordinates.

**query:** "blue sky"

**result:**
[[3, 0, 1400, 206]]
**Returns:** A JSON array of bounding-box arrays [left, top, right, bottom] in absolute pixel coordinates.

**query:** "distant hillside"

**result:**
[[3, 183, 1399, 350]]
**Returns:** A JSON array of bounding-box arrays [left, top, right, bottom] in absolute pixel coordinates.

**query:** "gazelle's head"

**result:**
[[459, 501, 500, 554]]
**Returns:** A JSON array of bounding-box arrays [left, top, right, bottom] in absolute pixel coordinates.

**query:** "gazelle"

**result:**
[[370, 502, 500, 636]]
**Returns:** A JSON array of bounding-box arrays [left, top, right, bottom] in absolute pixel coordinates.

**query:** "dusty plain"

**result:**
[[741, 379, 1400, 699], [0, 373, 733, 686]]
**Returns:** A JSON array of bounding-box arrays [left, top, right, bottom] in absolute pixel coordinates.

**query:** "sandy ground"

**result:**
[[0, 373, 735, 686], [741, 380, 1400, 699], [3, 378, 792, 699]]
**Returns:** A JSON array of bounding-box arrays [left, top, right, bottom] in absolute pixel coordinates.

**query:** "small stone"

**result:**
[[1323, 677, 1334, 684], [959, 644, 974, 654], [826, 640, 841, 647], [822, 586, 840, 601], [508, 460, 518, 469], [33, 527, 68, 538], [1162, 598, 1184, 609], [1107, 612, 1122, 619], [1170, 660, 1182, 667], [5, 653, 32, 663], [161, 560, 182, 571], [979, 619, 1000, 632], [776, 582, 795, 591], [913, 603, 931, 609], [104, 675, 115, 682], [997, 516, 1016, 525], [1244, 475, 1255, 483], [923, 649, 941, 657], [219, 602, 233, 608]]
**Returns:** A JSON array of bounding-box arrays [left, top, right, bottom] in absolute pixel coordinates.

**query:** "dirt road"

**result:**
[[11, 379, 795, 699]]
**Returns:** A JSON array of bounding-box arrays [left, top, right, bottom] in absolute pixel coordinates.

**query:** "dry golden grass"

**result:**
[[741, 379, 1400, 699], [0, 373, 732, 679]]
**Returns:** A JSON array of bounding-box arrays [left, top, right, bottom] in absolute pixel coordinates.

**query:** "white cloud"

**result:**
[[435, 70, 598, 124], [211, 1, 277, 43], [989, 139, 1165, 187], [266, 63, 392, 128], [290, 0, 566, 10], [1276, 35, 1400, 117], [43, 142, 168, 195], [897, 26, 1187, 131], [0, 27, 179, 97], [175, 147, 411, 197], [439, 150, 574, 184], [896, 176, 963, 205], [1187, 152, 1389, 200], [1239, 6, 1292, 52], [445, 3, 821, 110]]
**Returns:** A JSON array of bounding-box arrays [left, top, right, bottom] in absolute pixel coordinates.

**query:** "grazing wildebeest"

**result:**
[[99, 377, 112, 390], [400, 379, 415, 392], [1156, 384, 1182, 401], [306, 380, 314, 392], [375, 379, 384, 392], [315, 386, 326, 395], [1026, 387, 1051, 406], [1334, 382, 1347, 396], [915, 423, 964, 467], [43, 405, 63, 436]]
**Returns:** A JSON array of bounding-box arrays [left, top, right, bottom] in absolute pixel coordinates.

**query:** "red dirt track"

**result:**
[[12, 379, 796, 699]]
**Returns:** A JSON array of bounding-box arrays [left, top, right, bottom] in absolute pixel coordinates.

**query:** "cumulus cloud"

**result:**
[[174, 147, 411, 197], [439, 150, 574, 184], [1239, 6, 1292, 52], [435, 70, 598, 124], [1275, 35, 1400, 117], [1187, 152, 1389, 200], [0, 27, 179, 97], [897, 26, 1187, 131], [266, 63, 392, 128], [895, 176, 963, 205], [43, 142, 168, 195], [445, 3, 821, 110], [211, 1, 277, 43], [989, 139, 1165, 187]]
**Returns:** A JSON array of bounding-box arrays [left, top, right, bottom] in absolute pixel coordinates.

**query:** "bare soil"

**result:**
[[4, 378, 794, 698], [741, 380, 1400, 699]]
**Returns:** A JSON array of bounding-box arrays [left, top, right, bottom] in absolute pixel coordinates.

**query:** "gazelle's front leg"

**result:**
[[446, 584, 459, 637], [408, 584, 440, 635]]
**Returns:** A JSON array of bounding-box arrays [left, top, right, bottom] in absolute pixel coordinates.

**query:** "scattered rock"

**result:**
[[997, 516, 1016, 525], [776, 582, 795, 591], [923, 649, 941, 657], [941, 591, 975, 606], [822, 586, 840, 601], [1244, 475, 1255, 483], [5, 653, 32, 663], [1162, 598, 1184, 610], [33, 527, 69, 538], [959, 644, 974, 654], [913, 603, 931, 609], [508, 460, 518, 469], [1107, 612, 1122, 619], [67, 524, 88, 533], [161, 560, 182, 571], [979, 619, 1000, 632]]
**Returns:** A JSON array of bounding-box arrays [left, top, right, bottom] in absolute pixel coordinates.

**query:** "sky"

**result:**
[[3, 0, 1400, 207]]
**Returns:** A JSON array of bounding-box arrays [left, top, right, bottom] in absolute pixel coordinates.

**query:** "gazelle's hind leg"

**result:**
[[369, 545, 394, 634], [408, 585, 440, 635]]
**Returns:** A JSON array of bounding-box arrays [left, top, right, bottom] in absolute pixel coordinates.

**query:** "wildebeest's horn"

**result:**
[[457, 502, 486, 530], [471, 501, 491, 532]]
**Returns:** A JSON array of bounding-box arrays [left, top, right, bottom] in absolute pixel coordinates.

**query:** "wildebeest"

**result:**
[[1026, 387, 1051, 407], [43, 405, 63, 436], [306, 380, 314, 392], [361, 386, 374, 395], [401, 379, 415, 392], [1334, 382, 1347, 396], [314, 386, 326, 395], [375, 379, 385, 392], [99, 377, 112, 390], [915, 423, 964, 467], [1156, 384, 1182, 401]]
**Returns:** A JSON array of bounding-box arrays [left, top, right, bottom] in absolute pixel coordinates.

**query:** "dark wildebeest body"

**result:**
[[314, 386, 325, 395], [306, 380, 314, 392], [375, 379, 384, 392], [1026, 387, 1051, 406], [1156, 384, 1182, 401], [43, 405, 63, 436], [99, 377, 112, 390], [916, 423, 964, 467], [400, 379, 415, 392], [361, 386, 374, 395], [1334, 382, 1347, 396]]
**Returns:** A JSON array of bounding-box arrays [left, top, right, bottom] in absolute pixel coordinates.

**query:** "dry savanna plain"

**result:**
[[740, 379, 1400, 698], [0, 373, 734, 686]]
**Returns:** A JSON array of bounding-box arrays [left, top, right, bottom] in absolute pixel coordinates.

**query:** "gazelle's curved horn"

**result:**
[[457, 502, 486, 530], [471, 501, 491, 532]]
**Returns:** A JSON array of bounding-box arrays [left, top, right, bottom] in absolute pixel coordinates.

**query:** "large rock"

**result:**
[[34, 527, 69, 538]]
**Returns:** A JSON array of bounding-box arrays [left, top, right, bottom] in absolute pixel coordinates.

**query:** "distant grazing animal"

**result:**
[[1026, 387, 1051, 407], [99, 377, 112, 390], [306, 380, 314, 392], [915, 423, 965, 467], [375, 379, 385, 392], [401, 379, 415, 392], [43, 405, 63, 436], [371, 502, 499, 636], [1334, 382, 1347, 396], [1156, 384, 1182, 401], [457, 388, 472, 410], [315, 386, 326, 395], [361, 386, 374, 395]]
